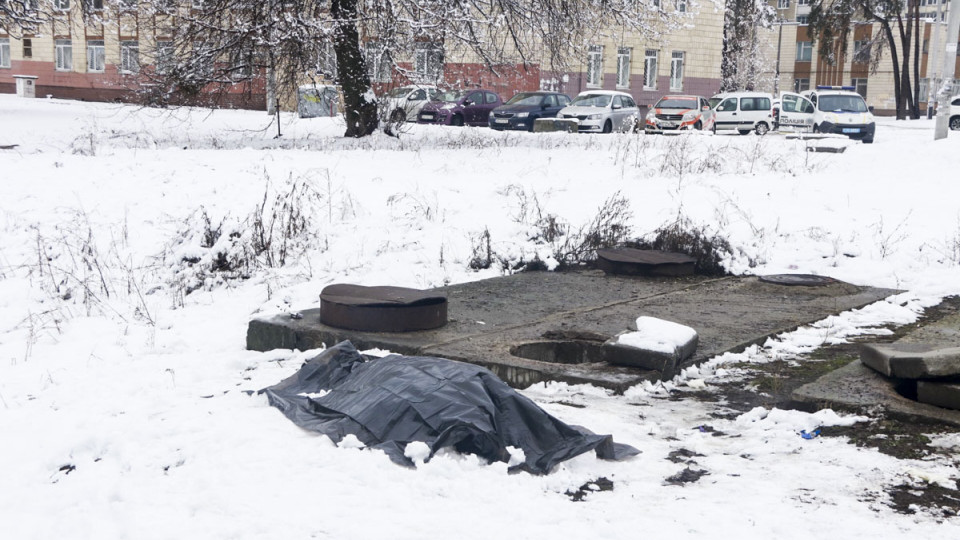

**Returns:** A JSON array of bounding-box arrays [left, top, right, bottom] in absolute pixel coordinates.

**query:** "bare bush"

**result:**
[[631, 217, 732, 276]]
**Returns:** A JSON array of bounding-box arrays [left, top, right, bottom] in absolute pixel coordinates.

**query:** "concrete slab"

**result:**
[[917, 381, 960, 411], [793, 362, 960, 427], [247, 270, 895, 392], [860, 343, 960, 379]]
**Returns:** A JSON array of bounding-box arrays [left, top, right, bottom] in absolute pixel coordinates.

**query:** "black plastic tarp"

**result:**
[[262, 341, 639, 474]]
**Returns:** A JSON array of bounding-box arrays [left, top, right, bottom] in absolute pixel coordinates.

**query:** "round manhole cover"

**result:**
[[759, 274, 837, 287]]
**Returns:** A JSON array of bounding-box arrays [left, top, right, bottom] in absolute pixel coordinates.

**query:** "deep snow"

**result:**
[[1, 95, 960, 538]]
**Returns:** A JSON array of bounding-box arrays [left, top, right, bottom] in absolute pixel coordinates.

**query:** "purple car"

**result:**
[[417, 89, 503, 126]]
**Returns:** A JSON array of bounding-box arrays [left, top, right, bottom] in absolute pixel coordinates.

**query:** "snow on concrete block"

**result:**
[[917, 381, 960, 411], [860, 343, 960, 379], [603, 316, 699, 378]]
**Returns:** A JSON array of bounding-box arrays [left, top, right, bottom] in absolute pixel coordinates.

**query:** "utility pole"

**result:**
[[934, 0, 960, 140], [775, 18, 784, 95], [927, 0, 945, 119]]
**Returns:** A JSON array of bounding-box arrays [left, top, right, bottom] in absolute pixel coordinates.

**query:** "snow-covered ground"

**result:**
[[1, 95, 959, 538]]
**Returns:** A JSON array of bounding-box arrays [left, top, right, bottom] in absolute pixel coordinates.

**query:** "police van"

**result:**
[[777, 86, 875, 143]]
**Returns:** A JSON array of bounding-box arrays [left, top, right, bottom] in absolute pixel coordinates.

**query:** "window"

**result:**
[[717, 97, 737, 111], [622, 95, 637, 108], [415, 43, 443, 82], [852, 78, 867, 99], [740, 97, 771, 111], [853, 40, 871, 63], [54, 0, 70, 11], [0, 38, 9, 68], [643, 49, 658, 89], [796, 15, 808, 24], [669, 51, 684, 91], [616, 47, 631, 88], [794, 77, 810, 92], [83, 0, 103, 11], [586, 45, 603, 86], [777, 0, 789, 8], [317, 41, 337, 81], [156, 41, 174, 74], [922, 39, 929, 54], [797, 0, 810, 5], [192, 0, 203, 7], [156, 0, 176, 12], [55, 39, 73, 71], [919, 78, 929, 101], [23, 38, 32, 58], [676, 0, 686, 12], [796, 41, 813, 61], [86, 40, 104, 72], [229, 48, 253, 79], [119, 0, 136, 10], [364, 41, 391, 83], [484, 92, 498, 104], [120, 41, 139, 73]]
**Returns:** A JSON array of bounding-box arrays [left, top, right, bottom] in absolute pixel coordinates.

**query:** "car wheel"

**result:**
[[813, 124, 820, 134], [452, 115, 464, 127], [390, 110, 406, 123], [694, 121, 702, 131], [602, 120, 613, 134], [755, 122, 769, 136], [710, 122, 717, 134], [863, 137, 874, 144], [737, 129, 750, 135], [950, 116, 960, 131]]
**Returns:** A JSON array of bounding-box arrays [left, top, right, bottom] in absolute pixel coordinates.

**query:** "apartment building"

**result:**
[[759, 0, 959, 115], [2, 2, 725, 113]]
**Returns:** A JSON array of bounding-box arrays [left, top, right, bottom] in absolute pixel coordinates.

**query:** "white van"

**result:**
[[777, 86, 875, 143], [709, 91, 775, 135]]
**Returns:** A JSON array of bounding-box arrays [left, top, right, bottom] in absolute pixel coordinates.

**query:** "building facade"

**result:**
[[760, 0, 959, 115], [2, 2, 725, 113]]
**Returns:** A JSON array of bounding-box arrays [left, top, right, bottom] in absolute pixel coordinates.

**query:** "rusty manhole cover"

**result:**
[[320, 284, 448, 332], [759, 274, 837, 287], [595, 248, 695, 276]]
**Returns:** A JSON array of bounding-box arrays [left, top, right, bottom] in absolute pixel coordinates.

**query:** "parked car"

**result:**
[[384, 85, 440, 122], [950, 95, 960, 131], [709, 91, 775, 135], [557, 90, 640, 133], [791, 86, 875, 143], [417, 89, 502, 126], [644, 95, 715, 133], [489, 91, 571, 131]]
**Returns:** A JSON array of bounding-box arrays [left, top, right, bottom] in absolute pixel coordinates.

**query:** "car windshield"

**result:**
[[708, 97, 723, 109], [570, 94, 611, 107], [656, 98, 698, 109], [388, 86, 415, 98], [506, 93, 544, 106], [818, 95, 868, 112], [437, 90, 468, 102]]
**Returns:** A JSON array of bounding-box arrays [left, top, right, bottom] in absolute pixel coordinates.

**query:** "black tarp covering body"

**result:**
[[262, 341, 639, 474]]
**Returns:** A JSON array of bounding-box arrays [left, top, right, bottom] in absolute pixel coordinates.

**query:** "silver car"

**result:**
[[558, 90, 640, 133], [384, 85, 440, 122]]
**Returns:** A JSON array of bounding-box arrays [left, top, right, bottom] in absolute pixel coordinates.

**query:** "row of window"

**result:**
[[29, 0, 224, 11], [51, 39, 145, 72], [586, 46, 685, 91], [795, 40, 872, 63], [793, 77, 867, 98]]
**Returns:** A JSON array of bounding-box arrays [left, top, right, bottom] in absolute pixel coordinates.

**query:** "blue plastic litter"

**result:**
[[800, 428, 822, 440]]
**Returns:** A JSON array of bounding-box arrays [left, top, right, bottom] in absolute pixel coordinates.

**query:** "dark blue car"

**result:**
[[489, 91, 571, 131]]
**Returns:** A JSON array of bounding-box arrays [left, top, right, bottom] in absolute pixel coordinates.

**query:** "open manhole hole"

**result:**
[[759, 274, 838, 287], [596, 248, 696, 277], [320, 284, 447, 332], [510, 341, 607, 365]]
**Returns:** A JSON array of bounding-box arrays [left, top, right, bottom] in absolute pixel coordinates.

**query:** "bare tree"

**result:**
[[140, 0, 690, 137]]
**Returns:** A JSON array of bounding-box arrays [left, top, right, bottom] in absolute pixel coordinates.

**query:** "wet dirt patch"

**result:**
[[665, 467, 709, 486], [887, 482, 960, 519], [566, 477, 614, 502]]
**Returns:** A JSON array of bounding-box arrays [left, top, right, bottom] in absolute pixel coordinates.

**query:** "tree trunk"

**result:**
[[331, 0, 379, 138], [879, 20, 903, 119], [912, 0, 921, 118], [896, 13, 912, 119]]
